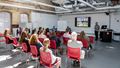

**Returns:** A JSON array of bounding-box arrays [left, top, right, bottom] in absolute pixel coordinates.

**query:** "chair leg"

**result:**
[[80, 61, 81, 68]]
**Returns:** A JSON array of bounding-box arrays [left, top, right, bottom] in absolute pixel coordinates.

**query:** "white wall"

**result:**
[[31, 12, 59, 29], [59, 13, 110, 34], [0, 12, 11, 33], [111, 12, 120, 32]]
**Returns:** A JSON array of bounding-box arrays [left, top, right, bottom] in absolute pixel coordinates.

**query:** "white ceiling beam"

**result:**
[[16, 0, 69, 11], [0, 2, 55, 13], [78, 0, 97, 9], [96, 5, 120, 10]]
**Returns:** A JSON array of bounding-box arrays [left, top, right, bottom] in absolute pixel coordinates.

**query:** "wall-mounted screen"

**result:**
[[75, 17, 91, 27]]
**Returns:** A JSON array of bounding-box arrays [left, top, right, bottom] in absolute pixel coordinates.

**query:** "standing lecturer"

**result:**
[[94, 22, 100, 41]]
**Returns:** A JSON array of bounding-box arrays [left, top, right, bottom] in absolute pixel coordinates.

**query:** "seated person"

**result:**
[[63, 30, 71, 38], [29, 34, 43, 51], [40, 38, 61, 68], [37, 30, 47, 39], [50, 32, 61, 48], [31, 28, 37, 35], [68, 32, 85, 60], [19, 31, 30, 52], [4, 29, 14, 44], [79, 31, 92, 49]]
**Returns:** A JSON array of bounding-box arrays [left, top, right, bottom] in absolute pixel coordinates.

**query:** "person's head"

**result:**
[[25, 28, 29, 32], [53, 26, 56, 28], [52, 32, 56, 36], [39, 27, 42, 31], [32, 29, 36, 34], [29, 34, 38, 45], [43, 38, 50, 51], [37, 31, 40, 35], [45, 28, 49, 32], [96, 22, 98, 25], [66, 30, 69, 33], [4, 28, 10, 36], [79, 31, 85, 39], [71, 32, 77, 40], [19, 31, 28, 43]]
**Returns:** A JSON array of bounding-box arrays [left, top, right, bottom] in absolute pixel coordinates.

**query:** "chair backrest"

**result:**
[[89, 36, 94, 44], [38, 38, 44, 43], [63, 37, 70, 45], [21, 43, 28, 52], [12, 38, 18, 45], [67, 47, 80, 60], [40, 51, 52, 67], [30, 45, 39, 57], [50, 40, 56, 49], [81, 39, 89, 48], [4, 36, 10, 44], [77, 38, 82, 41], [0, 33, 4, 37]]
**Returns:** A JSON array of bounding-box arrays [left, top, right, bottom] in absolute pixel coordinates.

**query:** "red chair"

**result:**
[[40, 51, 61, 68], [67, 47, 80, 60], [63, 37, 70, 45], [77, 38, 82, 41], [30, 45, 39, 57], [81, 39, 89, 48], [67, 47, 81, 67], [56, 32, 61, 38], [21, 43, 28, 53], [49, 40, 57, 55], [38, 38, 44, 43], [12, 38, 20, 48], [89, 36, 94, 44], [50, 40, 56, 49], [30, 45, 39, 67], [4, 36, 14, 49]]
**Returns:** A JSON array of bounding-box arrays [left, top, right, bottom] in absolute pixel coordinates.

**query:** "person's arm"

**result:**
[[77, 41, 83, 48], [67, 40, 72, 46]]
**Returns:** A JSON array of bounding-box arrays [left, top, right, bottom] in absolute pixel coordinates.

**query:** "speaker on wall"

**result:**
[[105, 12, 110, 15]]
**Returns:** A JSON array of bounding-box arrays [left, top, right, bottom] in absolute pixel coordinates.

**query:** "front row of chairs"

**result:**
[[21, 43, 61, 68], [4, 36, 84, 68]]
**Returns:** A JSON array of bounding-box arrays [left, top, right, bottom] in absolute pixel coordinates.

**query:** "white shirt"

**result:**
[[68, 39, 83, 49], [63, 33, 71, 38], [39, 34, 47, 39]]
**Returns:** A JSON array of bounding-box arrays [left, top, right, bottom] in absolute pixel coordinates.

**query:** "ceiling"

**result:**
[[0, 0, 120, 14]]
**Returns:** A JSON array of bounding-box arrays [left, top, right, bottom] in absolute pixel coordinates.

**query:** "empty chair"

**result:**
[[30, 45, 39, 57], [89, 36, 94, 44], [30, 45, 39, 67], [21, 43, 29, 53]]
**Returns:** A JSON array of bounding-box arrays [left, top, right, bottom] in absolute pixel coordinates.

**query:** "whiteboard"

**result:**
[[57, 21, 67, 31]]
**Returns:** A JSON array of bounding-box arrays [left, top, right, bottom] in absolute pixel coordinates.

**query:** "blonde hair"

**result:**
[[4, 28, 10, 36], [29, 34, 38, 45], [19, 31, 28, 44], [43, 38, 50, 51]]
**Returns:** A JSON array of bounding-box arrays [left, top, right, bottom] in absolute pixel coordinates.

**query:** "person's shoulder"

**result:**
[[68, 40, 72, 43], [77, 40, 82, 44]]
